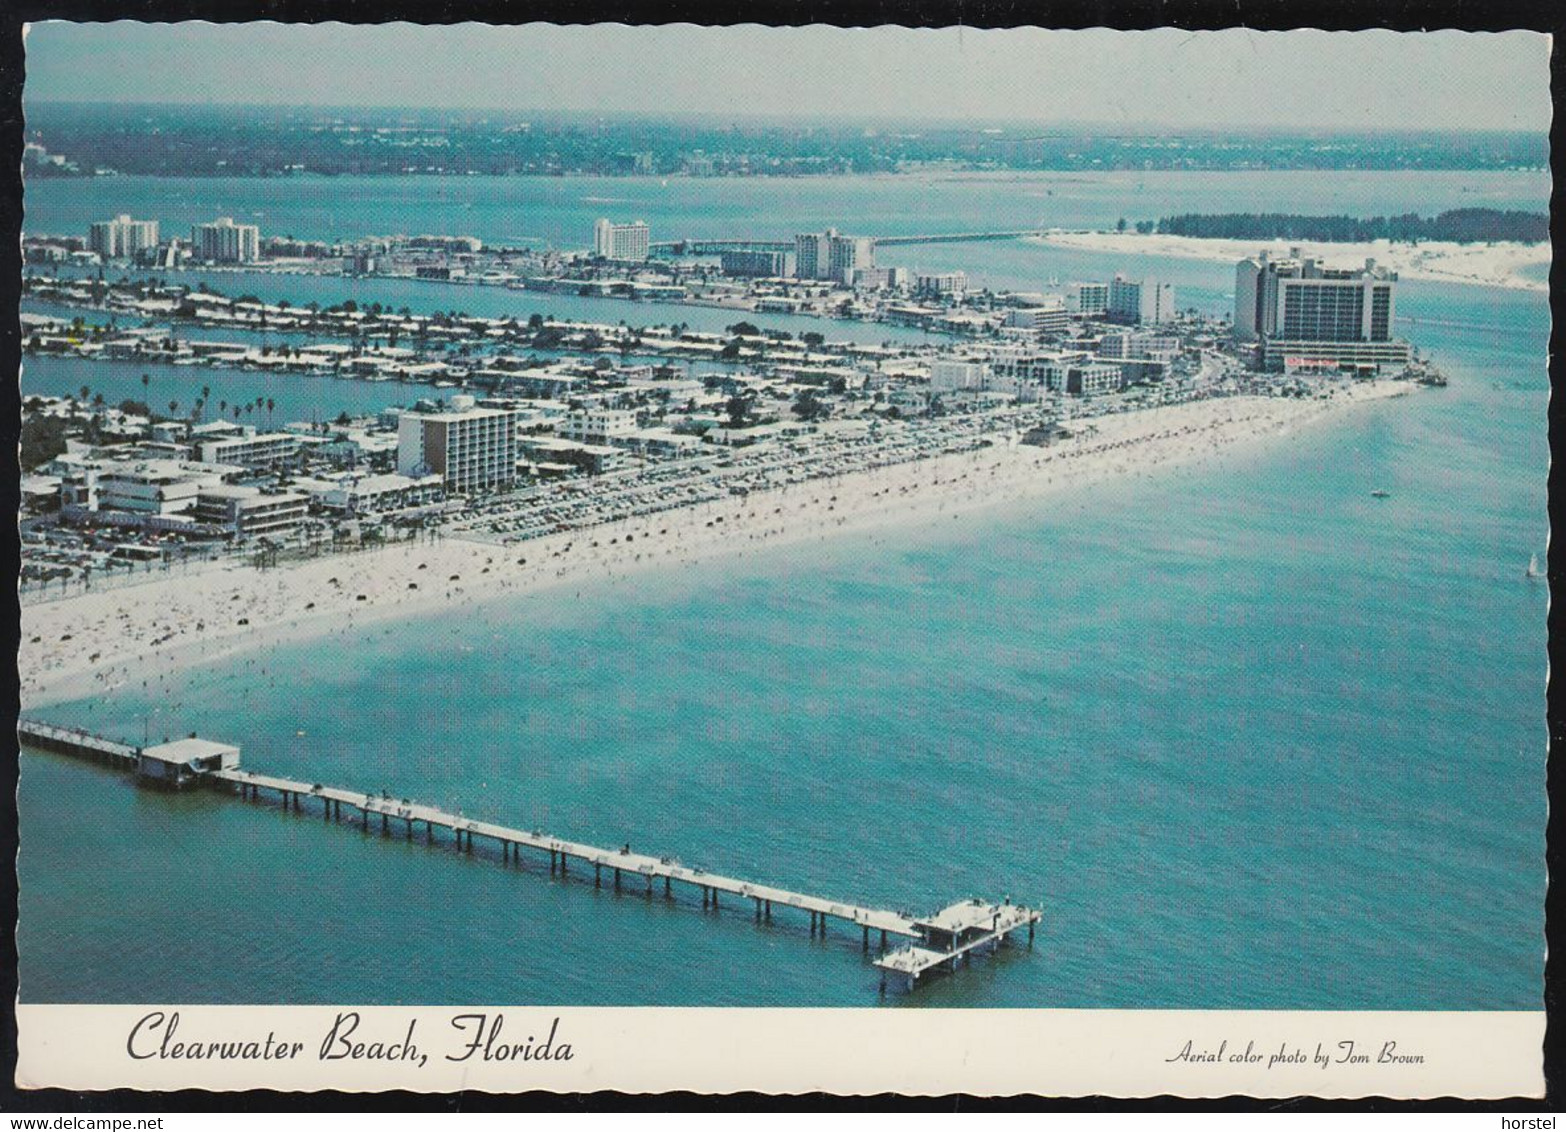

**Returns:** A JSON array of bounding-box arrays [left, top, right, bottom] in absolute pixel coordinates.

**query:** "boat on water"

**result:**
[[1371, 489, 1392, 499], [1527, 553, 1546, 579]]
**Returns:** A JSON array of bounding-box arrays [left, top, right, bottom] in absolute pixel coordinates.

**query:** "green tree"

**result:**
[[793, 387, 828, 422], [20, 415, 69, 470], [725, 394, 751, 428]]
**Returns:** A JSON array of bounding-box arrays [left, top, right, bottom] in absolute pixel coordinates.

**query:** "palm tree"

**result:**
[[266, 397, 276, 424], [167, 400, 179, 419], [141, 374, 152, 438]]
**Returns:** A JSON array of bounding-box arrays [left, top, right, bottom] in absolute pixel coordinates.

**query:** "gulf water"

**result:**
[[17, 172, 1548, 1007]]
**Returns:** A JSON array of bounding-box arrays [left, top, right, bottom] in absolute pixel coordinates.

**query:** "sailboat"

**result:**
[[1527, 553, 1545, 579]]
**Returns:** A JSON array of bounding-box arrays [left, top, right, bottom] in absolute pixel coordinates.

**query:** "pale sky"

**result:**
[[22, 23, 1553, 131]]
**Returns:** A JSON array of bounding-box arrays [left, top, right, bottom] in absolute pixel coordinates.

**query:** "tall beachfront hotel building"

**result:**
[[1107, 274, 1177, 325], [1235, 250, 1411, 371], [794, 229, 875, 283], [88, 215, 160, 260], [593, 219, 651, 261], [190, 216, 261, 263], [397, 399, 519, 493]]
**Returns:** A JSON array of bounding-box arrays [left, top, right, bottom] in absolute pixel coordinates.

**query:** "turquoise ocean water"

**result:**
[[17, 172, 1549, 1007]]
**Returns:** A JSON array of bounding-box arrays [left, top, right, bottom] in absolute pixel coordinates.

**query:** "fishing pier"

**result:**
[[18, 719, 1041, 994]]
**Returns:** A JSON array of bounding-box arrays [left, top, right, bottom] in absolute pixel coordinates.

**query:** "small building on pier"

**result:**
[[875, 897, 1041, 992], [137, 737, 241, 788], [914, 899, 1019, 951]]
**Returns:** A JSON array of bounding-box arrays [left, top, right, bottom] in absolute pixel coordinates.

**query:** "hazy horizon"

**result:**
[[20, 98, 1549, 138], [23, 24, 1553, 133]]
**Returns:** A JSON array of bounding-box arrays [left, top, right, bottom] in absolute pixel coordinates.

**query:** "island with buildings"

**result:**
[[18, 204, 1442, 708]]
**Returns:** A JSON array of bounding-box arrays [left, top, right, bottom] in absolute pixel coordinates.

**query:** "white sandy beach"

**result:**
[[1032, 230, 1550, 293], [19, 384, 1411, 711]]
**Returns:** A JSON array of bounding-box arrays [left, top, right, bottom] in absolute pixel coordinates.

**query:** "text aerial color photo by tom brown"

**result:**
[[9, 21, 1553, 1098]]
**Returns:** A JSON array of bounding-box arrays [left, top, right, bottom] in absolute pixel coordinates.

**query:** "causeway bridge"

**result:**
[[651, 230, 1042, 256], [18, 719, 1040, 994]]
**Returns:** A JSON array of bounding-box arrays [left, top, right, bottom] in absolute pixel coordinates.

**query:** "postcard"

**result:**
[[11, 21, 1551, 1099]]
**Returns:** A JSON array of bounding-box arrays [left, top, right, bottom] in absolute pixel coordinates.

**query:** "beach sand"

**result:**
[[1032, 231, 1549, 293], [19, 384, 1411, 711]]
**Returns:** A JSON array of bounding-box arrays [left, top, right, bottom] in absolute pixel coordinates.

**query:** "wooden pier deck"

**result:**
[[20, 719, 1042, 990], [211, 768, 926, 941], [16, 719, 139, 769]]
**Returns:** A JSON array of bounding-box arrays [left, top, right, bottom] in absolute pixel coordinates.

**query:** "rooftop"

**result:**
[[915, 898, 1014, 935], [141, 737, 239, 765]]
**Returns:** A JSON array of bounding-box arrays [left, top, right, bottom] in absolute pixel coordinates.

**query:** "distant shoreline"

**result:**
[[1030, 230, 1550, 293], [27, 166, 1552, 183]]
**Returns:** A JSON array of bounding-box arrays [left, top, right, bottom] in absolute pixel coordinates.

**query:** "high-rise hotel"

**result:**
[[1235, 249, 1410, 372], [191, 217, 261, 264], [88, 215, 160, 260], [794, 229, 875, 283], [397, 397, 518, 493], [593, 219, 651, 262]]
